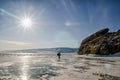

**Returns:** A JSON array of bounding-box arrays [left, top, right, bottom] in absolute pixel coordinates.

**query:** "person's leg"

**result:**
[[59, 56, 60, 60]]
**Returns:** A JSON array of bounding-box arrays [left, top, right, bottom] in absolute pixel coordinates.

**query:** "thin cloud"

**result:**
[[0, 40, 32, 45]]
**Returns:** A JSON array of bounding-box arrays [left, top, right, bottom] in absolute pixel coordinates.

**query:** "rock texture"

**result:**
[[78, 28, 120, 55]]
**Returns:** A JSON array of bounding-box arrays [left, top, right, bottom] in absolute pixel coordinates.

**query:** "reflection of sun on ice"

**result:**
[[20, 56, 30, 80], [21, 75, 27, 80], [20, 17, 33, 30]]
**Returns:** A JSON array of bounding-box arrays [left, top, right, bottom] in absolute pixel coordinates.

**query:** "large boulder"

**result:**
[[78, 28, 120, 55]]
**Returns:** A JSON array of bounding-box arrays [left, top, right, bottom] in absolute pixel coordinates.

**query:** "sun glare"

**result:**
[[21, 17, 33, 29]]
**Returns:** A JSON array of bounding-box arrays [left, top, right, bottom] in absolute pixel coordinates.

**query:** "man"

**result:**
[[57, 52, 61, 60]]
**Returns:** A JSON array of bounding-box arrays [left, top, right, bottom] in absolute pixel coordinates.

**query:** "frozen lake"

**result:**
[[0, 53, 120, 80]]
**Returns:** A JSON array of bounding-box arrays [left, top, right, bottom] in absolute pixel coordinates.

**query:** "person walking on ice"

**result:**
[[57, 52, 61, 61]]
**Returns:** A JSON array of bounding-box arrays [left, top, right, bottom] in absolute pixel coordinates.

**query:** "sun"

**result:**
[[20, 17, 33, 29]]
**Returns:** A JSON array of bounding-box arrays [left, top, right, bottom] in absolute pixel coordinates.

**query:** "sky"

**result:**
[[0, 0, 120, 50]]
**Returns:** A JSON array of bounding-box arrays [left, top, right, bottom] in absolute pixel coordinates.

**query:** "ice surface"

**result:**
[[0, 53, 120, 80]]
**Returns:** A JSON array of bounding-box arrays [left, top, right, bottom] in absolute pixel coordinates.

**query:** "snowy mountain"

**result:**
[[0, 47, 78, 53]]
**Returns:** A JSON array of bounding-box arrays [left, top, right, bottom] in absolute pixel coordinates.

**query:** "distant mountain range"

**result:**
[[0, 47, 78, 53]]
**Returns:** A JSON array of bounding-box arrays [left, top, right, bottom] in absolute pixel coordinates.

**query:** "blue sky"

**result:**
[[0, 0, 120, 50]]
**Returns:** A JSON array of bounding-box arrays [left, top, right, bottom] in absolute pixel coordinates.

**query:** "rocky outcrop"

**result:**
[[78, 28, 120, 55]]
